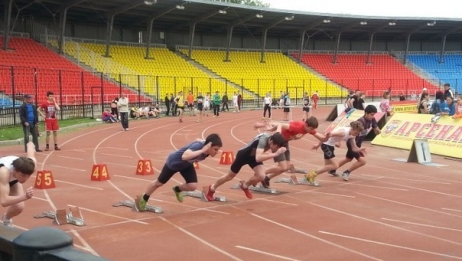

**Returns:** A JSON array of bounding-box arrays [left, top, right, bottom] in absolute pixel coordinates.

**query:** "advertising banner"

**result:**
[[372, 113, 462, 158]]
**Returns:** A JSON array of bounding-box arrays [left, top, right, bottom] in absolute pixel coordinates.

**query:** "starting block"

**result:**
[[287, 164, 307, 174], [34, 206, 85, 226], [275, 175, 320, 187], [112, 198, 163, 213], [231, 184, 279, 194], [183, 187, 226, 202]]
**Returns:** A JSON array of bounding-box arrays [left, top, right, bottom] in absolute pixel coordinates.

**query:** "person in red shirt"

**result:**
[[311, 91, 319, 109], [254, 117, 329, 188], [38, 91, 61, 151]]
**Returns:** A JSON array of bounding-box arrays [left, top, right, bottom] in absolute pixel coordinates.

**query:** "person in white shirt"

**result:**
[[232, 92, 239, 113], [302, 92, 311, 121], [203, 93, 210, 117], [306, 121, 365, 185], [262, 92, 272, 120], [117, 93, 129, 131]]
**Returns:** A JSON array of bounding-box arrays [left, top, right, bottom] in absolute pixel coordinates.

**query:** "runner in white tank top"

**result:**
[[0, 142, 37, 227], [306, 121, 366, 185]]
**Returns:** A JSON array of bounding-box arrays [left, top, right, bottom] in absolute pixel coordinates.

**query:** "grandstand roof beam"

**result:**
[[332, 32, 342, 64], [403, 33, 412, 65], [187, 8, 230, 59], [2, 0, 14, 50], [145, 5, 185, 59], [104, 0, 153, 57], [224, 13, 264, 62], [439, 33, 447, 64], [261, 15, 295, 63], [58, 0, 87, 54], [60, 0, 87, 10], [399, 23, 427, 64], [351, 21, 391, 42], [297, 20, 324, 63], [393, 24, 427, 40], [301, 20, 325, 32], [366, 32, 376, 64], [370, 21, 393, 34], [444, 24, 462, 35], [428, 24, 462, 40], [331, 21, 360, 64], [339, 21, 361, 33]]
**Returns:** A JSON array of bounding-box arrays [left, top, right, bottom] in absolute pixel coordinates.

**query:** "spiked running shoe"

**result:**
[[205, 185, 215, 201], [261, 176, 270, 188], [172, 187, 184, 202], [305, 169, 317, 184], [239, 181, 253, 199], [135, 195, 147, 212], [328, 170, 338, 176]]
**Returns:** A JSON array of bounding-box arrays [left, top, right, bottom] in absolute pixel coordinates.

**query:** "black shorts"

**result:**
[[230, 150, 262, 174], [177, 106, 184, 110], [283, 107, 290, 113], [188, 104, 194, 108], [303, 107, 310, 112], [346, 142, 363, 160], [321, 143, 335, 160], [157, 163, 197, 184], [197, 104, 203, 111]]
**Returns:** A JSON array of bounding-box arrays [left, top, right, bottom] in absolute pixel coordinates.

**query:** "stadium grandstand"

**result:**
[[1, 0, 461, 122]]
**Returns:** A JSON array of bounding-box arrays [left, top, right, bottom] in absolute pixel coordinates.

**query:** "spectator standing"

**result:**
[[164, 94, 170, 116], [232, 92, 239, 113], [311, 91, 319, 109], [19, 94, 41, 152], [221, 93, 229, 112], [302, 92, 311, 121], [111, 97, 119, 120], [262, 92, 272, 120], [117, 93, 129, 131], [186, 91, 195, 116], [212, 91, 221, 117], [443, 83, 454, 100], [237, 92, 243, 111]]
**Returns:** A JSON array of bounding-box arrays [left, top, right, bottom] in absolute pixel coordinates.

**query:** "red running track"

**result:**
[[1, 106, 462, 261]]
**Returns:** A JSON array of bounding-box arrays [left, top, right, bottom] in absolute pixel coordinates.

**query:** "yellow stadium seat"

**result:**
[[178, 49, 346, 99]]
